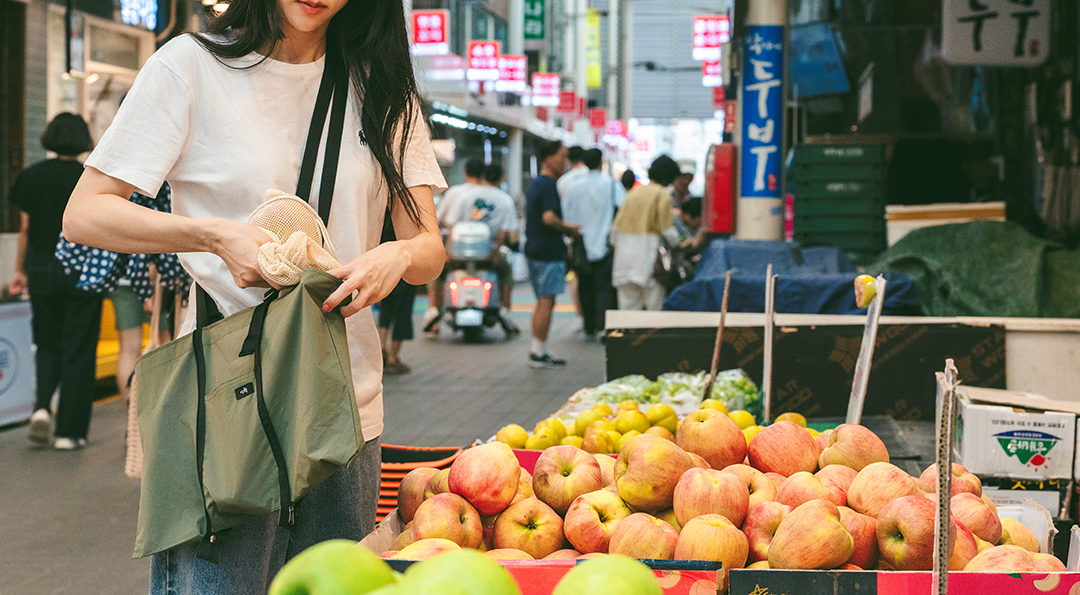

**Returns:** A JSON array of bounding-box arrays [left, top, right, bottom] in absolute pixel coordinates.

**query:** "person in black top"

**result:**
[[524, 140, 579, 368], [7, 113, 103, 450]]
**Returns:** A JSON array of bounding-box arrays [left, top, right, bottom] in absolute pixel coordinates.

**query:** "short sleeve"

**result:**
[[540, 181, 561, 217], [8, 169, 30, 213], [614, 182, 626, 208], [402, 105, 448, 194], [84, 50, 193, 197], [655, 190, 675, 233], [498, 194, 518, 232]]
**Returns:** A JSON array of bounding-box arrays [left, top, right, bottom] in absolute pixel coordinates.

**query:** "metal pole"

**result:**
[[618, 0, 632, 121], [575, 0, 588, 99], [508, 0, 525, 201], [606, 0, 619, 113]]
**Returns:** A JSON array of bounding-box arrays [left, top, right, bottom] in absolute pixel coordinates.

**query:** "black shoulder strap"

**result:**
[[296, 51, 349, 227]]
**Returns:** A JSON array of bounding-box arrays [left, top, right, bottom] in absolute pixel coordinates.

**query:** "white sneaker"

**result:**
[[422, 306, 441, 334], [28, 409, 51, 445], [53, 437, 86, 451]]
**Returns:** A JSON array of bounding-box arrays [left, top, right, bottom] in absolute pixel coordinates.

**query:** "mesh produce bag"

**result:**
[[249, 189, 340, 286]]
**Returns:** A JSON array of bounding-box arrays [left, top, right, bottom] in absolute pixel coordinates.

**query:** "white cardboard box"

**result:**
[[954, 386, 1078, 480]]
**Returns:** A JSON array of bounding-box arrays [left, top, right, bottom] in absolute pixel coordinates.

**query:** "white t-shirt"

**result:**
[[85, 35, 447, 440], [444, 185, 518, 233], [556, 165, 589, 197], [435, 182, 482, 226], [561, 171, 625, 262]]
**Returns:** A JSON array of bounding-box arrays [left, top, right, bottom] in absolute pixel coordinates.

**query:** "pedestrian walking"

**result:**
[[612, 155, 682, 311], [62, 0, 447, 589], [378, 281, 418, 375], [671, 158, 696, 209], [524, 140, 580, 367], [556, 145, 588, 196], [561, 148, 624, 338], [7, 113, 103, 451]]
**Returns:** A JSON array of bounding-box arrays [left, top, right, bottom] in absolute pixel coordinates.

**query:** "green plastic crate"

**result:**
[[790, 163, 888, 182], [791, 144, 886, 164], [793, 231, 886, 252], [793, 214, 885, 235], [793, 196, 886, 216], [788, 179, 887, 197]]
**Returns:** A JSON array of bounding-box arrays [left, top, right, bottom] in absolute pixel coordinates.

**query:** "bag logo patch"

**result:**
[[235, 382, 255, 400]]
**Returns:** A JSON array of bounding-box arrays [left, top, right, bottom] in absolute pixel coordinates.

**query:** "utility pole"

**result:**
[[508, 0, 525, 201]]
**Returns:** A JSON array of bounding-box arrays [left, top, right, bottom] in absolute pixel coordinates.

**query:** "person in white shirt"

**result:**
[[556, 145, 589, 199], [425, 158, 487, 332], [61, 0, 447, 589], [561, 148, 625, 336]]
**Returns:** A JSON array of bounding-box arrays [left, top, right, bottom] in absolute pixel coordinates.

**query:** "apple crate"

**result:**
[[360, 509, 725, 595], [729, 569, 1080, 594], [377, 444, 465, 523]]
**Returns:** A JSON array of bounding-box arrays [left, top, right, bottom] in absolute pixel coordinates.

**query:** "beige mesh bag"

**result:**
[[249, 189, 341, 286]]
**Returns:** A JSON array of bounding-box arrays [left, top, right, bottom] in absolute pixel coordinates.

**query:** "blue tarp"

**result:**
[[663, 240, 921, 315]]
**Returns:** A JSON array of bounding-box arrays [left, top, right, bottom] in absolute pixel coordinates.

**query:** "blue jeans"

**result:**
[[149, 436, 381, 595], [526, 258, 567, 299]]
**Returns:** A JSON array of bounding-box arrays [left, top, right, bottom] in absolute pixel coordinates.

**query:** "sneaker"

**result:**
[[54, 437, 87, 451], [422, 307, 441, 333], [28, 409, 51, 445], [499, 310, 521, 336], [385, 361, 411, 376], [528, 353, 567, 369]]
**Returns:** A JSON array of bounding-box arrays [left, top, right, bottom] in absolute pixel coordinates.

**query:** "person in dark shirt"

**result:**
[[7, 113, 103, 450], [524, 140, 579, 368]]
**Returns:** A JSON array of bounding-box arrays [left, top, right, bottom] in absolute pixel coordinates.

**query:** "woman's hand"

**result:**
[[8, 271, 27, 296], [209, 219, 280, 290], [324, 242, 412, 317]]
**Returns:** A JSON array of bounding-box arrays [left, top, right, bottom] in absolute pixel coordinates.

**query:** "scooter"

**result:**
[[439, 221, 511, 342]]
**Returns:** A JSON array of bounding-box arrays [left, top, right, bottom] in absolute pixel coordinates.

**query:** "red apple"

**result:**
[[673, 468, 749, 527], [999, 518, 1040, 552], [836, 563, 862, 570], [764, 472, 786, 487], [815, 465, 858, 493], [769, 500, 853, 569], [951, 493, 1002, 544], [576, 553, 607, 560], [613, 434, 693, 511], [722, 464, 778, 510], [544, 549, 582, 560], [687, 452, 711, 469], [918, 463, 982, 496], [511, 468, 535, 505], [838, 506, 879, 569], [379, 550, 399, 559], [746, 560, 770, 569], [743, 501, 791, 563], [483, 548, 534, 560], [532, 445, 604, 515], [425, 468, 451, 499], [492, 496, 565, 559], [448, 442, 521, 516], [964, 545, 1037, 572], [950, 521, 979, 571], [674, 513, 749, 572], [1033, 552, 1067, 572], [817, 424, 889, 471], [748, 421, 820, 476], [608, 512, 680, 560], [655, 507, 681, 532], [676, 409, 747, 470], [847, 462, 921, 517], [390, 523, 416, 550], [391, 538, 461, 560], [776, 472, 846, 508], [563, 489, 632, 553], [594, 454, 617, 491], [398, 467, 440, 523], [412, 493, 483, 549], [876, 495, 954, 570]]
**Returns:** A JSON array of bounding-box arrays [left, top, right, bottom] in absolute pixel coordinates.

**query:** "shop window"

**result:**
[[494, 18, 507, 49], [88, 24, 141, 70], [472, 6, 488, 40]]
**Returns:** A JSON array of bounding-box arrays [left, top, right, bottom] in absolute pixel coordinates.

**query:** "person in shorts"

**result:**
[[523, 140, 579, 368]]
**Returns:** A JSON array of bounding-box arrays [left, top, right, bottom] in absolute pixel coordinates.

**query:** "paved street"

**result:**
[[0, 288, 602, 595]]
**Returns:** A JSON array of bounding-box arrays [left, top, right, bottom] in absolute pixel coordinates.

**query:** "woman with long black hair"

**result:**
[[63, 0, 446, 589]]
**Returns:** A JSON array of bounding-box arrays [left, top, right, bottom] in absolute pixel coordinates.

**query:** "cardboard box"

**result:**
[[954, 386, 1077, 480], [729, 570, 1080, 594], [981, 477, 1072, 519]]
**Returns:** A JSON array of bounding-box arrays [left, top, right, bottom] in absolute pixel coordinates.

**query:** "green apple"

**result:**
[[402, 550, 521, 595], [268, 540, 395, 595], [552, 555, 662, 595]]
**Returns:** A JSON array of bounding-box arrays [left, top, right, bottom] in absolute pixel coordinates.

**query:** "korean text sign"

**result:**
[[496, 55, 527, 92], [692, 15, 729, 61], [467, 40, 501, 81], [942, 0, 1048, 66], [411, 10, 449, 56], [531, 73, 561, 107], [740, 25, 783, 198]]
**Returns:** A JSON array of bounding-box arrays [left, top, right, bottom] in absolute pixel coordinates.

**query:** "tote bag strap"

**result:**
[[296, 50, 349, 227]]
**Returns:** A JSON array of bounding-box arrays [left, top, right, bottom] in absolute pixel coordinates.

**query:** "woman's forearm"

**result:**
[[64, 167, 218, 255], [393, 185, 446, 286]]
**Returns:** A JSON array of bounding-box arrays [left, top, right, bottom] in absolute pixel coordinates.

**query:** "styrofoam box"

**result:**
[[954, 387, 1076, 480]]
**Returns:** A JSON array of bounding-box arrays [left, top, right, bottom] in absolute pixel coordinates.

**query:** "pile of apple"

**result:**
[[391, 410, 1066, 574], [268, 539, 668, 595], [495, 398, 770, 453]]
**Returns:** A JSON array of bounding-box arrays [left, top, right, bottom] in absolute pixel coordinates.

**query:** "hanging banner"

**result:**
[[589, 108, 607, 129], [411, 10, 450, 56], [425, 54, 465, 81], [467, 40, 501, 81], [702, 60, 722, 87], [740, 26, 783, 198], [692, 15, 730, 61], [723, 100, 737, 133], [495, 55, 527, 92], [524, 0, 546, 40], [942, 0, 1048, 66], [586, 9, 602, 89], [531, 73, 561, 107], [558, 90, 577, 114]]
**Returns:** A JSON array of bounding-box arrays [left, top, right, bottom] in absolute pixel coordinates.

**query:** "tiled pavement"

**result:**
[[0, 288, 602, 594]]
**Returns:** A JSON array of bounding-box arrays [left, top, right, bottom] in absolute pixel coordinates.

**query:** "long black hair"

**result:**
[[191, 0, 425, 226]]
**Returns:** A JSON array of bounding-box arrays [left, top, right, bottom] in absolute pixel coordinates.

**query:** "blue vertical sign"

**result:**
[[740, 25, 784, 199]]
